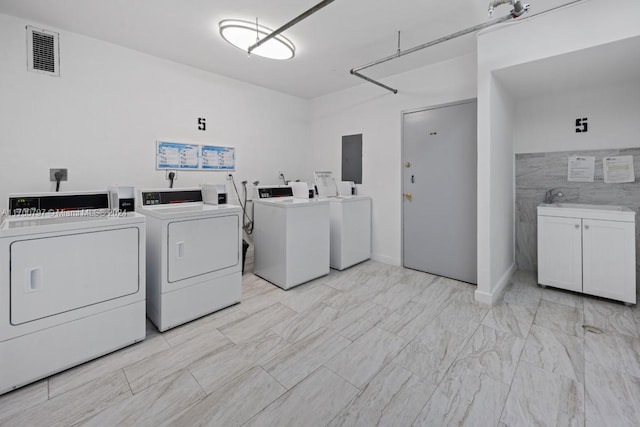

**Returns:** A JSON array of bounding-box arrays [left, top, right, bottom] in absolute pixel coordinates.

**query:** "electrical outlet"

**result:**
[[49, 168, 68, 181], [165, 170, 177, 180]]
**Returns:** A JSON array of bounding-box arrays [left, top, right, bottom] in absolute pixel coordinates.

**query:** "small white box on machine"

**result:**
[[201, 184, 227, 205]]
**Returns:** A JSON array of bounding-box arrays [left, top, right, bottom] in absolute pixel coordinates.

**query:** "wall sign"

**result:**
[[156, 141, 235, 171], [575, 118, 588, 133], [198, 118, 206, 131], [603, 155, 635, 183], [567, 156, 595, 182], [201, 145, 235, 170]]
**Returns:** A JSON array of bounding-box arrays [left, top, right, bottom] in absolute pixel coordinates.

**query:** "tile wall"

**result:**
[[515, 147, 640, 278]]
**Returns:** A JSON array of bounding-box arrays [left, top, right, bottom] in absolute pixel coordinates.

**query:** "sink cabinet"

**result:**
[[537, 204, 636, 304]]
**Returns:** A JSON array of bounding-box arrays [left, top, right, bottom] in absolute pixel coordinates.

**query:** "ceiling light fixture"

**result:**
[[219, 19, 295, 60]]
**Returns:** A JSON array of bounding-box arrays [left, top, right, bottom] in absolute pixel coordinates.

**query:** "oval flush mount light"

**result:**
[[219, 19, 295, 60]]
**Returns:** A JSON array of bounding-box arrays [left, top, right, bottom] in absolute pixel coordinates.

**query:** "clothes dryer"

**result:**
[[0, 191, 146, 395], [137, 188, 242, 331]]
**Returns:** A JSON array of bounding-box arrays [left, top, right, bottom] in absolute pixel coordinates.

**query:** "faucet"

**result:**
[[543, 189, 564, 204]]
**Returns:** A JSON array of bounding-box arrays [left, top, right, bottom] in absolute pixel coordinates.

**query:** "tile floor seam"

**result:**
[[259, 365, 290, 392], [433, 319, 483, 388], [322, 385, 361, 427], [186, 367, 208, 396], [121, 367, 135, 396], [496, 295, 540, 426], [321, 363, 362, 391], [408, 379, 438, 427]]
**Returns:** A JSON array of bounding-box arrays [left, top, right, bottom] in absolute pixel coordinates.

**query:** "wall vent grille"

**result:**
[[27, 26, 60, 76]]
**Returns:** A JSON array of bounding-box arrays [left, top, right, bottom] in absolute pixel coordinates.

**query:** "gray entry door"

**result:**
[[402, 100, 477, 284]]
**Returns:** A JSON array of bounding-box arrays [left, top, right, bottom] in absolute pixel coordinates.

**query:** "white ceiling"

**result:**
[[495, 35, 640, 99], [0, 0, 593, 98]]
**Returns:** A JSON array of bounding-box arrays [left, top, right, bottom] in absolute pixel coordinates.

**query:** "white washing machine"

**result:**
[[253, 186, 330, 290], [0, 191, 146, 395], [137, 188, 242, 332], [327, 195, 372, 270], [314, 172, 372, 270]]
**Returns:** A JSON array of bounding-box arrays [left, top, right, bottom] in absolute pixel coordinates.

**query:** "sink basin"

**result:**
[[539, 203, 627, 211]]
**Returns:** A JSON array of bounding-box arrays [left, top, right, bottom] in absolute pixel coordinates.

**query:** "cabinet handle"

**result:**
[[575, 224, 579, 229], [584, 224, 590, 230]]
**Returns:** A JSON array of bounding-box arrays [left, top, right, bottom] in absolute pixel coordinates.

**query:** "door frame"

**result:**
[[400, 98, 478, 269]]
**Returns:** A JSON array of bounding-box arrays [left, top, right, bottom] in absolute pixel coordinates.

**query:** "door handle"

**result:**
[[584, 224, 589, 230], [26, 267, 43, 293], [404, 193, 413, 200], [575, 224, 580, 229], [176, 241, 185, 259]]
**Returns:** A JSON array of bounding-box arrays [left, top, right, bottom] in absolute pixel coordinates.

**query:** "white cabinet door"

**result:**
[[582, 219, 636, 304], [537, 215, 583, 292]]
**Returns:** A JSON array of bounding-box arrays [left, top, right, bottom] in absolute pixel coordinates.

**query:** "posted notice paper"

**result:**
[[567, 156, 595, 182], [603, 156, 635, 183]]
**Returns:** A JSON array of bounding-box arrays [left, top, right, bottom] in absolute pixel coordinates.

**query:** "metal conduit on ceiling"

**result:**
[[350, 0, 588, 94]]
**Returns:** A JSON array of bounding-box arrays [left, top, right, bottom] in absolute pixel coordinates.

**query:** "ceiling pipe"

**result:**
[[351, 0, 590, 94], [351, 69, 399, 94], [247, 0, 336, 55], [350, 13, 516, 94]]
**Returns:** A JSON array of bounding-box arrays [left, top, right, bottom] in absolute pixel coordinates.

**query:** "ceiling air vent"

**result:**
[[26, 26, 60, 76]]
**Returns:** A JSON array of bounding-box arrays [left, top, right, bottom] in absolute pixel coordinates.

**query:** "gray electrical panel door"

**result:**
[[342, 134, 362, 184], [402, 101, 477, 284]]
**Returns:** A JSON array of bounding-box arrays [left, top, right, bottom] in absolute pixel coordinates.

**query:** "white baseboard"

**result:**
[[474, 263, 516, 305], [371, 253, 401, 266]]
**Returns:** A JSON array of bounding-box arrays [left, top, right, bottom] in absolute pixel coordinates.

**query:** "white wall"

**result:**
[[476, 0, 640, 303], [513, 82, 640, 154], [0, 13, 309, 214], [308, 54, 477, 265]]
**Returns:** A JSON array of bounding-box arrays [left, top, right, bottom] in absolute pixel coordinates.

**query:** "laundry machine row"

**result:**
[[0, 186, 243, 395], [252, 180, 372, 290]]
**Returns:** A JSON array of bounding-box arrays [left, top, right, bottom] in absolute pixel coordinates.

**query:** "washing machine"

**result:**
[[253, 185, 330, 290], [137, 187, 242, 332], [314, 172, 372, 270], [0, 191, 146, 395]]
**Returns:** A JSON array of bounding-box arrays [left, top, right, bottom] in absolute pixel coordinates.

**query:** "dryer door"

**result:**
[[10, 227, 140, 325], [167, 214, 239, 283]]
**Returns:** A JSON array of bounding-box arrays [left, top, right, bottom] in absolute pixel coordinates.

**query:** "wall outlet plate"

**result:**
[[49, 168, 68, 181], [165, 170, 177, 180]]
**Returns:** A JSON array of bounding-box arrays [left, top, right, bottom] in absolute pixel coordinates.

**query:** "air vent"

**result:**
[[26, 26, 60, 76]]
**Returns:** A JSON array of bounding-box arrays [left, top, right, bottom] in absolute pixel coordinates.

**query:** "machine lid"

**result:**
[[8, 191, 109, 215], [140, 189, 203, 206], [319, 195, 372, 203]]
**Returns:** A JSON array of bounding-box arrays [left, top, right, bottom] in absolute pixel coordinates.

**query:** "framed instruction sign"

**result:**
[[567, 156, 595, 182], [603, 155, 635, 183], [156, 141, 236, 171], [202, 145, 235, 170]]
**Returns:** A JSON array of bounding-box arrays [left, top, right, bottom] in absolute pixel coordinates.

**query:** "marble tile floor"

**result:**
[[2, 262, 640, 426]]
